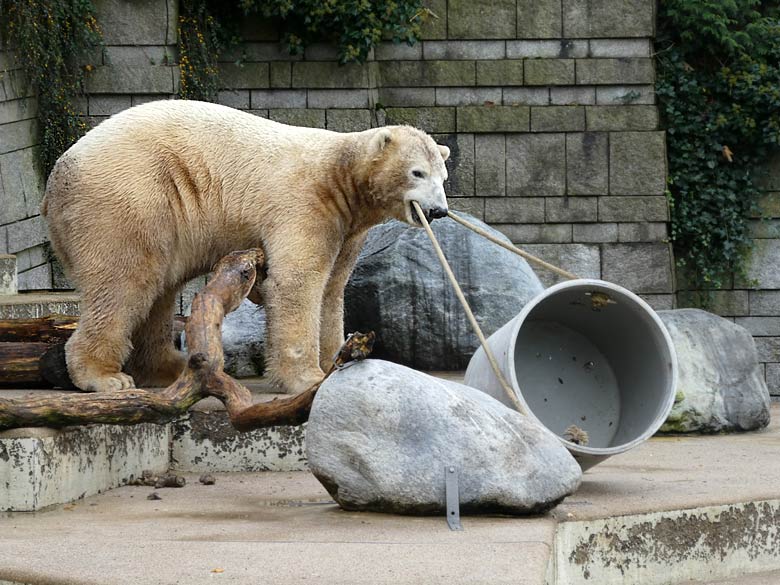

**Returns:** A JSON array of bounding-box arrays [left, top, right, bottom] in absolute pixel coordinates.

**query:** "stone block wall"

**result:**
[[207, 0, 675, 311], [0, 47, 49, 289], [79, 0, 180, 128], [3, 0, 675, 305], [0, 0, 179, 291]]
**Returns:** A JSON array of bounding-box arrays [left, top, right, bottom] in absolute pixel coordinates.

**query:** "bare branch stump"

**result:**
[[0, 248, 374, 432]]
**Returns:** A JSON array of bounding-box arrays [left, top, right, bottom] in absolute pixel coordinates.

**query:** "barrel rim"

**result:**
[[502, 278, 679, 457]]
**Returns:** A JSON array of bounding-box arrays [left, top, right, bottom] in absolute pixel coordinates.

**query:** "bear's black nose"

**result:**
[[429, 206, 448, 220]]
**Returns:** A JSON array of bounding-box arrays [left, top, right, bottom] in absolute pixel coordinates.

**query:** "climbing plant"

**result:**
[[238, 0, 429, 63], [656, 1, 780, 290], [0, 0, 102, 175], [178, 0, 224, 102], [177, 0, 431, 102]]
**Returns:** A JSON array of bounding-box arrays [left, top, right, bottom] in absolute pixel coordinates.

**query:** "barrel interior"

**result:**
[[512, 286, 674, 450]]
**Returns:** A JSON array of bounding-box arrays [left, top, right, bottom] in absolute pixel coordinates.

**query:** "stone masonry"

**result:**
[[0, 0, 777, 394], [0, 45, 49, 289]]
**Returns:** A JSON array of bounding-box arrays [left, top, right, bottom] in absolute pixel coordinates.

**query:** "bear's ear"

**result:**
[[370, 128, 393, 155], [437, 144, 451, 161]]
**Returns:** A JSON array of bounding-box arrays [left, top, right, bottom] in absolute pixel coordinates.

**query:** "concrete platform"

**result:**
[[1, 372, 469, 510], [0, 423, 169, 511], [0, 384, 305, 510], [171, 372, 464, 473], [1, 405, 778, 585], [171, 389, 308, 473]]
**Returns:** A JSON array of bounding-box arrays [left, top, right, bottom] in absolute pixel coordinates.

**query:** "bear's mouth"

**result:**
[[409, 203, 423, 225], [408, 202, 433, 226]]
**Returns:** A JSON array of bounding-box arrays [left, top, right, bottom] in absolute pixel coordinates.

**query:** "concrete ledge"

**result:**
[[0, 422, 169, 511], [171, 412, 306, 473], [0, 292, 80, 318], [554, 500, 780, 585], [0, 384, 306, 511], [171, 385, 306, 472]]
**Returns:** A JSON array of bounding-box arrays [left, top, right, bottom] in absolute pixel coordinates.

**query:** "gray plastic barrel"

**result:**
[[464, 279, 677, 471]]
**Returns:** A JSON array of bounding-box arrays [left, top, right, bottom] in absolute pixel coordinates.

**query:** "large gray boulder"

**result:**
[[220, 300, 266, 378], [658, 309, 771, 434], [344, 213, 544, 370], [306, 359, 581, 515]]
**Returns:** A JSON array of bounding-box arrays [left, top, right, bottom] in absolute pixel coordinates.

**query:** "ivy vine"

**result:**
[[656, 1, 780, 290], [177, 0, 430, 102], [238, 0, 429, 63], [178, 0, 223, 102], [0, 0, 102, 175]]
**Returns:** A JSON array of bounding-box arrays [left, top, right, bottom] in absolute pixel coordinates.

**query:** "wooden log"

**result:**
[[39, 343, 74, 389], [0, 315, 78, 387], [0, 317, 186, 387], [0, 315, 78, 343], [0, 315, 186, 344], [0, 249, 375, 432], [0, 342, 52, 386]]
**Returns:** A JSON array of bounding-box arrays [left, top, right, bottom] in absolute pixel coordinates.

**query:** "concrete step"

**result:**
[[170, 372, 465, 474], [2, 399, 779, 583], [2, 458, 780, 585], [0, 381, 302, 511], [0, 291, 80, 318], [0, 423, 169, 512], [170, 384, 307, 474], [1, 373, 465, 511]]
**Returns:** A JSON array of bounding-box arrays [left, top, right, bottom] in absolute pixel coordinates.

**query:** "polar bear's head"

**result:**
[[367, 126, 450, 227]]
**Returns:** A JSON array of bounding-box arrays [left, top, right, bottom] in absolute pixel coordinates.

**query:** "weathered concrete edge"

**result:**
[[169, 412, 307, 472], [550, 499, 780, 585], [0, 423, 170, 512]]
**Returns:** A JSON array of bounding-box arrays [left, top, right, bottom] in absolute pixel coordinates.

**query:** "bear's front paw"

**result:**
[[83, 372, 136, 393]]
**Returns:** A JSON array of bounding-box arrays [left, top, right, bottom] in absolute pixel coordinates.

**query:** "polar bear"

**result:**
[[42, 100, 450, 394]]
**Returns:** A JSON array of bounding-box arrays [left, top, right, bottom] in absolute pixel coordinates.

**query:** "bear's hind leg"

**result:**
[[126, 286, 186, 388], [66, 280, 158, 392]]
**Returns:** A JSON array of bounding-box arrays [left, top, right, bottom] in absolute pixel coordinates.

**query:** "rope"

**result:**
[[446, 211, 580, 281], [411, 201, 526, 416]]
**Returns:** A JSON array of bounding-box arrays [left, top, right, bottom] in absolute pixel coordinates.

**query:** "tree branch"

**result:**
[[0, 249, 374, 432]]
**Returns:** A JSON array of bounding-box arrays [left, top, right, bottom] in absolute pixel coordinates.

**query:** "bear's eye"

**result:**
[[412, 170, 425, 179]]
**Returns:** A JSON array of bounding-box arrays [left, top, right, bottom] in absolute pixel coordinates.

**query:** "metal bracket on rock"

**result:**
[[445, 466, 463, 531]]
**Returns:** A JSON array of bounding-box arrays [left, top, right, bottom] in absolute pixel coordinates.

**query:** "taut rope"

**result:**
[[411, 201, 526, 415], [446, 212, 579, 281]]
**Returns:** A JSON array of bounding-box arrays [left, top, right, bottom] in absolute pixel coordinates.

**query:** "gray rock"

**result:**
[[306, 359, 582, 515], [221, 299, 266, 378], [344, 213, 544, 370], [658, 309, 771, 434]]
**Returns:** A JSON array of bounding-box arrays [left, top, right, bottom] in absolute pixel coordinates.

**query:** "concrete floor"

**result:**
[[1, 405, 778, 585]]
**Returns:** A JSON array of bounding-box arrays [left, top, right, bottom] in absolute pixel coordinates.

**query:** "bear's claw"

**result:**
[[85, 372, 136, 393]]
